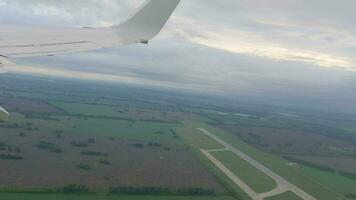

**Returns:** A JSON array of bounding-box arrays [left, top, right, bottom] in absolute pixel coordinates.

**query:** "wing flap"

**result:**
[[1, 40, 101, 58]]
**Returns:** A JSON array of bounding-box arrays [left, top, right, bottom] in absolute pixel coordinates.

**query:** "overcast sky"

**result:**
[[1, 0, 356, 112]]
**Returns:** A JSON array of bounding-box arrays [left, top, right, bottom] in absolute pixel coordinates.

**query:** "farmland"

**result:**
[[0, 193, 236, 200], [1, 74, 356, 200], [0, 75, 226, 198]]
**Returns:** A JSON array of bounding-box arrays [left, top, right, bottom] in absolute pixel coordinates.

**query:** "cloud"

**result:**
[[167, 17, 356, 70], [1, 0, 356, 70], [1, 0, 356, 113]]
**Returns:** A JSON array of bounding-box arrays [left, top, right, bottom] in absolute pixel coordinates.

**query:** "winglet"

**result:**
[[113, 0, 181, 44]]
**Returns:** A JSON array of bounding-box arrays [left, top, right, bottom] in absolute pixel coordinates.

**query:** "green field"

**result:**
[[71, 118, 180, 143], [7, 112, 181, 144], [0, 193, 235, 200], [265, 192, 303, 200], [212, 151, 277, 193], [300, 165, 356, 198]]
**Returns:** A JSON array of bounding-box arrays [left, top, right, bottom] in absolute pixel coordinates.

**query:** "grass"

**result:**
[[300, 165, 356, 198], [265, 191, 303, 200], [0, 193, 236, 200], [212, 151, 277, 193]]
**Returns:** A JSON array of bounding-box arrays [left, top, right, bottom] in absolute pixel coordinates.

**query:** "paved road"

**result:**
[[198, 128, 317, 200]]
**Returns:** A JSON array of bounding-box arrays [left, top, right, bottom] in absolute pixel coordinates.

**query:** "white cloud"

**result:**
[[165, 16, 356, 71]]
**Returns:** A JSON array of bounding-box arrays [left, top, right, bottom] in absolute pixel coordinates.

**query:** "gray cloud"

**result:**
[[1, 0, 356, 112]]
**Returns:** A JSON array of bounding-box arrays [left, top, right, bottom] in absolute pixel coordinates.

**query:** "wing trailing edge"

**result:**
[[0, 0, 181, 58]]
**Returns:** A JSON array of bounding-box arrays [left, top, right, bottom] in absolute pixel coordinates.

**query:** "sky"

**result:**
[[0, 0, 356, 112]]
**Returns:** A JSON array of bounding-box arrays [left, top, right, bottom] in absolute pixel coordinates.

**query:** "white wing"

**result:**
[[0, 0, 181, 58], [0, 0, 180, 122]]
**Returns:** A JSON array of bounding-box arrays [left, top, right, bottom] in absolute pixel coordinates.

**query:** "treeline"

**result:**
[[58, 184, 90, 194], [283, 156, 335, 173], [51, 185, 215, 196], [283, 156, 356, 180], [345, 193, 356, 199], [36, 141, 62, 153], [23, 112, 60, 121], [0, 154, 23, 160], [0, 122, 37, 131], [109, 186, 215, 196]]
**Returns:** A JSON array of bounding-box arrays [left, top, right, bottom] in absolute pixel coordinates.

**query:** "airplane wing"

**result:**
[[0, 0, 181, 59], [0, 0, 181, 122]]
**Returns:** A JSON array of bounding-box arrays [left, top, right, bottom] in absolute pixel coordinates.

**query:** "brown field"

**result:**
[[127, 109, 184, 123], [218, 125, 355, 156], [0, 127, 225, 193], [0, 97, 62, 114], [289, 155, 356, 174]]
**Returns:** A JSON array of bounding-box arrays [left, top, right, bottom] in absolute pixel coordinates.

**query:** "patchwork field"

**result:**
[[218, 125, 355, 157], [50, 101, 182, 123], [1, 75, 356, 200], [0, 97, 63, 114], [5, 112, 181, 144], [0, 96, 225, 195], [0, 126, 225, 192], [287, 155, 356, 174]]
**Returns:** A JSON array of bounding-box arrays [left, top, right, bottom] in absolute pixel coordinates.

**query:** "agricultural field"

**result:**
[[0, 193, 236, 200], [287, 155, 356, 174], [50, 101, 183, 123], [0, 76, 227, 198], [0, 125, 224, 192], [1, 75, 356, 200], [0, 97, 62, 114], [218, 125, 356, 157]]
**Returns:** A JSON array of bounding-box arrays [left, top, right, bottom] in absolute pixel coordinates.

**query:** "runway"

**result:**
[[198, 128, 317, 200]]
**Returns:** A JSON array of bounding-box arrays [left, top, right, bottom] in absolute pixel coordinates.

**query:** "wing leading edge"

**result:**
[[0, 0, 180, 122], [0, 0, 181, 58]]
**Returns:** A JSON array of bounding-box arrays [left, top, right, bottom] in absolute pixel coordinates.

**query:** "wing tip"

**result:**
[[113, 0, 181, 44]]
